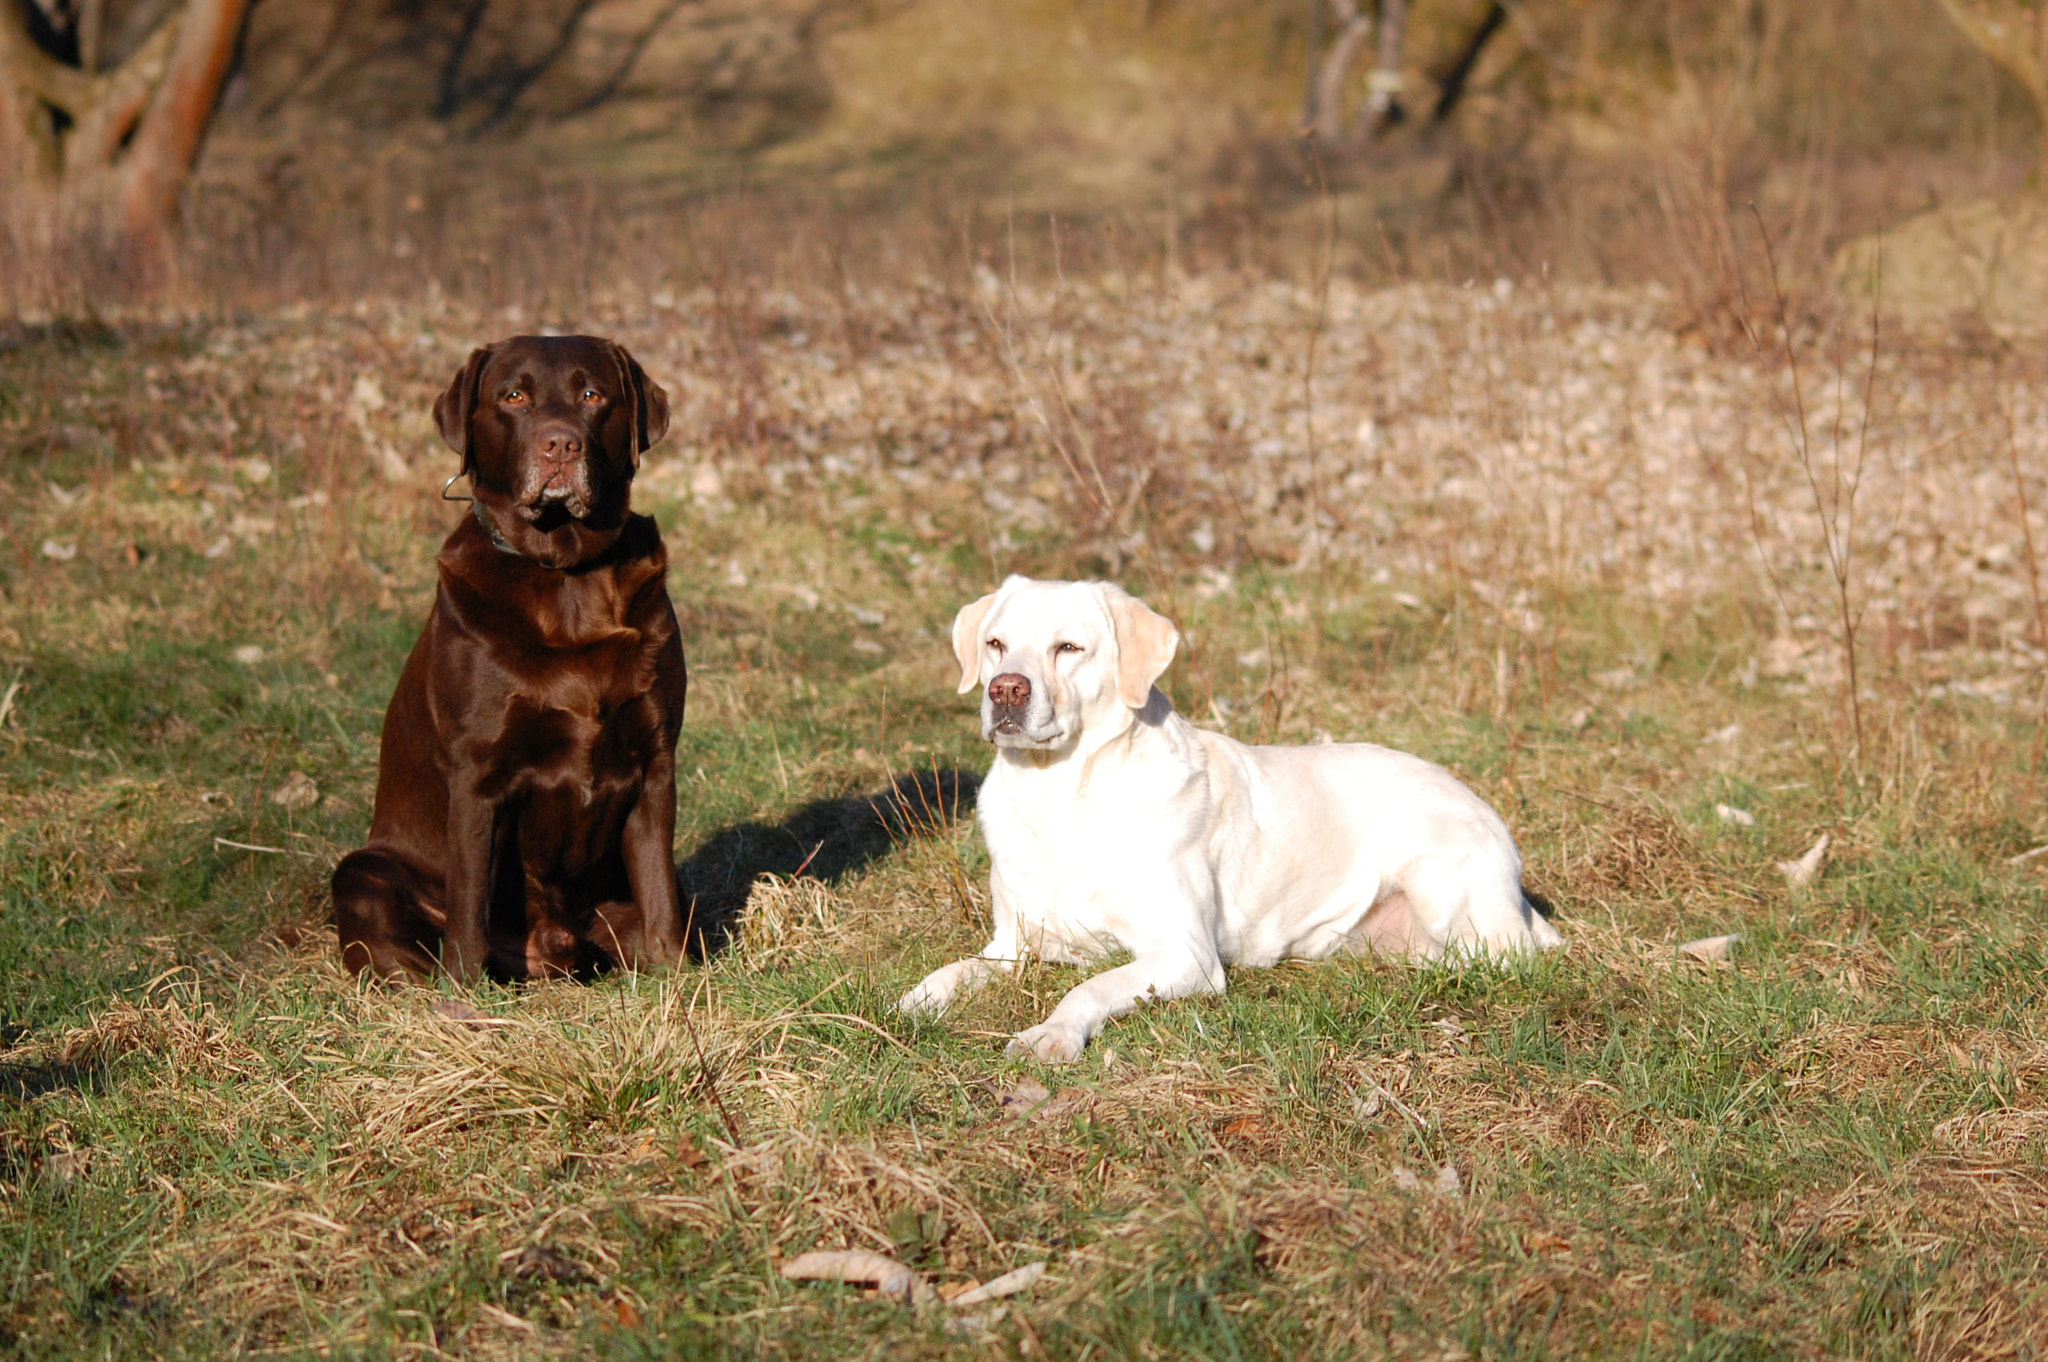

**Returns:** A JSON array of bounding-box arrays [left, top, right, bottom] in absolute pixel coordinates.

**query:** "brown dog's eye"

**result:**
[[503, 389, 526, 404], [581, 388, 604, 404]]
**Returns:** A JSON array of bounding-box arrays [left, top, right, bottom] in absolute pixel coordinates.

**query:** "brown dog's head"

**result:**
[[433, 335, 670, 566]]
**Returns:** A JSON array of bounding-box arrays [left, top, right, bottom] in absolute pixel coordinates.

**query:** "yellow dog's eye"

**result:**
[[987, 638, 1005, 654], [1055, 642, 1082, 655]]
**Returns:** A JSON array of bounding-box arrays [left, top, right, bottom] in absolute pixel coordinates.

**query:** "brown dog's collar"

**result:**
[[472, 500, 521, 556]]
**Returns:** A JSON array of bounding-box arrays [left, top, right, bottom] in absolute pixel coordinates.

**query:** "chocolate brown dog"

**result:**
[[333, 335, 689, 981]]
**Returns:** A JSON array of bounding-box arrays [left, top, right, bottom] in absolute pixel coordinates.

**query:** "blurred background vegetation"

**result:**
[[1, 0, 2045, 320]]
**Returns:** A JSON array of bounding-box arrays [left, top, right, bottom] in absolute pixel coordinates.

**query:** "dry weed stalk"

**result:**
[[1300, 136, 1339, 667], [1734, 208, 1881, 782], [1998, 403, 2048, 793]]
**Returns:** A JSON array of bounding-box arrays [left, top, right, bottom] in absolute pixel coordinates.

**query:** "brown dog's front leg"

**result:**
[[622, 766, 685, 968], [441, 797, 495, 981]]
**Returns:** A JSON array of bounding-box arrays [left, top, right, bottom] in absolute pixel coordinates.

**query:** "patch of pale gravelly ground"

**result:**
[[19, 275, 2044, 706]]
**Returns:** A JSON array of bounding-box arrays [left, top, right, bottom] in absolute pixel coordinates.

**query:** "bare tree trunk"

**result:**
[[115, 0, 249, 253], [1365, 0, 1406, 130], [0, 0, 249, 279], [1313, 0, 1371, 145], [78, 0, 106, 73], [1932, 0, 2048, 173], [1431, 2, 1505, 123], [1303, 0, 1322, 131]]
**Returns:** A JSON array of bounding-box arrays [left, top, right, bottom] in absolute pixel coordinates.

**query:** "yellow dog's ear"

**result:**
[[951, 591, 999, 694], [1106, 587, 1180, 709]]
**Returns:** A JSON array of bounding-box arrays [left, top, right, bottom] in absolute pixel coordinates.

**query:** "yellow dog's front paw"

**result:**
[[1006, 1022, 1086, 1063]]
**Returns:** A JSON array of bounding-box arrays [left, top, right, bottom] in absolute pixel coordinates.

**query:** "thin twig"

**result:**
[[1744, 205, 1871, 777], [680, 984, 745, 1147], [1301, 131, 1338, 669]]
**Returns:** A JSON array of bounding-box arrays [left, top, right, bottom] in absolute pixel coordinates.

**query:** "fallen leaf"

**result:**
[[1389, 1166, 1423, 1191], [1434, 1163, 1463, 1197], [232, 645, 265, 665], [996, 1078, 1052, 1118], [1778, 833, 1830, 889], [948, 1262, 1046, 1305], [475, 1304, 535, 1334], [606, 1295, 642, 1329], [1218, 1116, 1264, 1139], [780, 1249, 932, 1304], [937, 1278, 983, 1302], [676, 1135, 709, 1170], [430, 998, 511, 1028], [1524, 1230, 1572, 1254], [271, 772, 319, 811], [1349, 1087, 1385, 1121], [1714, 803, 1755, 826], [39, 540, 77, 561], [946, 1306, 1008, 1335], [1679, 933, 1742, 964]]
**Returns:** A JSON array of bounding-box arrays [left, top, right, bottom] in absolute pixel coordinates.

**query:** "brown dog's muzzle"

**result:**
[[988, 672, 1031, 733], [528, 422, 591, 511]]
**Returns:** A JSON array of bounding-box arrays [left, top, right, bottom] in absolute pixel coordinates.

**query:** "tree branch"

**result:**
[[1312, 0, 1370, 145], [72, 15, 175, 165], [116, 0, 251, 240], [0, 10, 91, 112]]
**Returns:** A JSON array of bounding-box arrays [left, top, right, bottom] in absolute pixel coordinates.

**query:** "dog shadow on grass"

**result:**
[[676, 769, 979, 960]]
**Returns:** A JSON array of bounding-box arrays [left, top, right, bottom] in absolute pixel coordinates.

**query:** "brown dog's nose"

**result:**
[[536, 425, 585, 461], [987, 673, 1031, 708]]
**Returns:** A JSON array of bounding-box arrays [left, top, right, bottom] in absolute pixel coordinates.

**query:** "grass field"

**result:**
[[3, 259, 2047, 1358]]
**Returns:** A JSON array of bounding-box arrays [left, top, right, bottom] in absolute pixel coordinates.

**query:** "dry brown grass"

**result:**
[[3, 181, 2048, 1354]]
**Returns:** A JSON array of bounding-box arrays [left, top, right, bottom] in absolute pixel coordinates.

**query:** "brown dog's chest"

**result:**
[[431, 521, 684, 893], [479, 634, 665, 855]]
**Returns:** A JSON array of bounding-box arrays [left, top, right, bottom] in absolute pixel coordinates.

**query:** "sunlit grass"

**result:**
[[3, 279, 2046, 1358]]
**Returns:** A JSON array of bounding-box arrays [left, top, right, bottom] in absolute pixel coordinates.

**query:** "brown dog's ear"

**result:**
[[609, 342, 671, 464], [1105, 586, 1180, 709], [432, 346, 495, 472], [951, 591, 1000, 694]]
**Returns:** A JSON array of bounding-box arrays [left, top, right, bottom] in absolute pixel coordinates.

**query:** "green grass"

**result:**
[[3, 294, 2047, 1361]]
